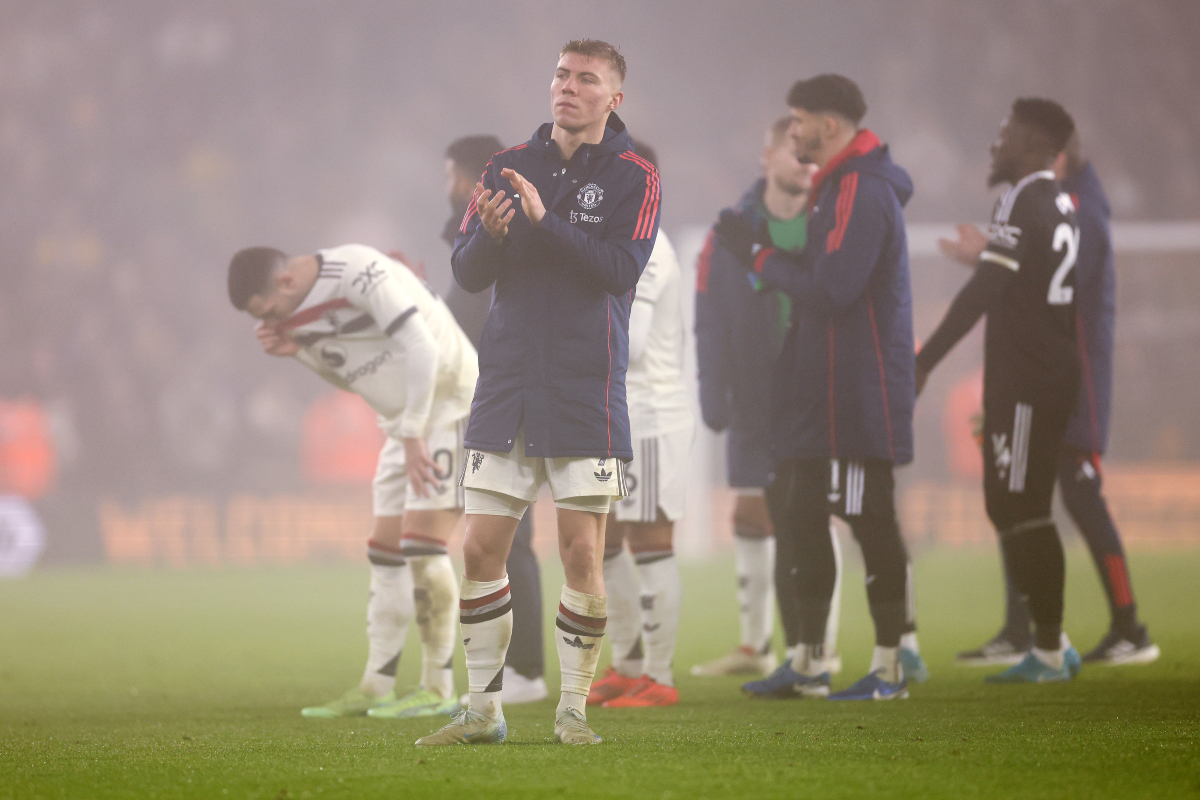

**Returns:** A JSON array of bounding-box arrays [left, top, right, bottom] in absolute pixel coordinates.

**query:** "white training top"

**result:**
[[281, 244, 478, 439], [626, 231, 694, 439]]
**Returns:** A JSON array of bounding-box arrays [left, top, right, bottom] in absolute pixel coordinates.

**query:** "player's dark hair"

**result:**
[[228, 246, 287, 310], [560, 39, 626, 84], [445, 135, 505, 181], [631, 140, 658, 170], [786, 74, 867, 125], [1011, 98, 1075, 155]]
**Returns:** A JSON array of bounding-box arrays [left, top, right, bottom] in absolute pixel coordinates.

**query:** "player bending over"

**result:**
[[414, 39, 659, 747], [228, 244, 477, 718], [585, 142, 692, 709], [917, 99, 1084, 683]]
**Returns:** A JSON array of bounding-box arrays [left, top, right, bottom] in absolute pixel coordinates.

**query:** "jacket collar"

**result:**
[[809, 128, 882, 207], [529, 112, 631, 162]]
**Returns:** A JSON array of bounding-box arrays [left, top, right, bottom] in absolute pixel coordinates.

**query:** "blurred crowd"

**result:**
[[1, 2, 1198, 555]]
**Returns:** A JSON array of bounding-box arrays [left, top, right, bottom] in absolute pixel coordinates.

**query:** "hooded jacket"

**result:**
[[451, 113, 660, 460], [754, 130, 916, 464], [1061, 162, 1116, 454], [695, 179, 795, 487]]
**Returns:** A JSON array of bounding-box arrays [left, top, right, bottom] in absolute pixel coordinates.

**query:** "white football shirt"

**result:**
[[280, 244, 478, 439], [626, 232, 693, 439]]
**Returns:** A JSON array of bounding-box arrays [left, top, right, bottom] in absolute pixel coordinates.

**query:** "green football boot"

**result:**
[[367, 687, 460, 719], [300, 688, 394, 718]]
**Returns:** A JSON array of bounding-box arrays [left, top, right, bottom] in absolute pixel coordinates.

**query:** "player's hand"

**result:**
[[713, 209, 763, 269], [938, 223, 988, 267], [475, 182, 516, 242], [402, 436, 440, 499], [500, 168, 546, 226], [255, 322, 300, 357]]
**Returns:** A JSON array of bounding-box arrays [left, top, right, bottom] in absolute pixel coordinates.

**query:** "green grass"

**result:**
[[1, 547, 1197, 799]]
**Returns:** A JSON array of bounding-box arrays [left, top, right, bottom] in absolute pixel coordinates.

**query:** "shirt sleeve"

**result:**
[[979, 189, 1029, 273], [451, 162, 508, 294], [693, 229, 734, 432], [755, 171, 890, 314], [628, 238, 671, 362], [346, 252, 440, 438]]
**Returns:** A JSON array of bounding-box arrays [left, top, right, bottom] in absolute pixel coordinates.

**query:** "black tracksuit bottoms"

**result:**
[[767, 458, 913, 648]]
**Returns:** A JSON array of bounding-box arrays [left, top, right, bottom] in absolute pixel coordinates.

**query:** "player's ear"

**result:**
[[608, 90, 623, 112], [821, 113, 839, 141]]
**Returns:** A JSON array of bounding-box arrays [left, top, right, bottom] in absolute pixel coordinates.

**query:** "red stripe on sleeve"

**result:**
[[459, 192, 479, 234], [620, 152, 661, 240], [825, 172, 859, 253]]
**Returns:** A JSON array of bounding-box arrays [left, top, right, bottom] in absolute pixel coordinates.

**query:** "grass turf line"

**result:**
[[0, 548, 1197, 799]]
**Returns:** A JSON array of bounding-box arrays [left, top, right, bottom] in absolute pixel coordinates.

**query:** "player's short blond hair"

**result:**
[[560, 39, 626, 85], [767, 116, 794, 148]]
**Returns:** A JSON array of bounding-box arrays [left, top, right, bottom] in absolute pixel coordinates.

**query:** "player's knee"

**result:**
[[559, 534, 602, 582], [732, 492, 772, 538]]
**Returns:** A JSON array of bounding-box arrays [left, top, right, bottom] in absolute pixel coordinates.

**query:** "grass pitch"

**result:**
[[1, 547, 1197, 799]]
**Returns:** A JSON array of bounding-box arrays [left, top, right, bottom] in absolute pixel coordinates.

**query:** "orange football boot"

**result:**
[[586, 667, 639, 705], [602, 676, 679, 708]]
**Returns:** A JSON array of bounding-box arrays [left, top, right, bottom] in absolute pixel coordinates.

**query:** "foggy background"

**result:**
[[2, 0, 1198, 567]]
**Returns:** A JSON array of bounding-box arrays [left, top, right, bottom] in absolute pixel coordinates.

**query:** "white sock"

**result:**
[[602, 546, 643, 678], [900, 632, 920, 653], [460, 576, 512, 720], [790, 643, 826, 677], [407, 552, 458, 700], [360, 562, 413, 697], [733, 534, 775, 653], [825, 523, 843, 656], [870, 646, 901, 684], [1032, 644, 1065, 670], [634, 549, 681, 687], [556, 586, 607, 718]]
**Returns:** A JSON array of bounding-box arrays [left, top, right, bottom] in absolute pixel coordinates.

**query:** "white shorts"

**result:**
[[458, 427, 629, 504], [373, 417, 467, 517], [614, 425, 693, 523]]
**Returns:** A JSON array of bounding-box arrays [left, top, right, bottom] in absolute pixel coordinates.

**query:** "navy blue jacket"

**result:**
[[452, 113, 660, 460], [755, 130, 915, 465], [1061, 163, 1115, 454], [695, 179, 792, 487]]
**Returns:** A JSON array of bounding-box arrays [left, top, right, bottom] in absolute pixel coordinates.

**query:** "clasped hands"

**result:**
[[476, 168, 547, 242]]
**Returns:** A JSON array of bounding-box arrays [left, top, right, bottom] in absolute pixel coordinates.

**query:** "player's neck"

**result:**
[[552, 116, 608, 161], [762, 181, 807, 221], [286, 255, 321, 306]]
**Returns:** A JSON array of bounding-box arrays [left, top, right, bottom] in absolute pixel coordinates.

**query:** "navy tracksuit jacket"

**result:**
[[1061, 163, 1115, 455], [755, 129, 916, 465], [695, 179, 791, 487], [452, 113, 661, 461]]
